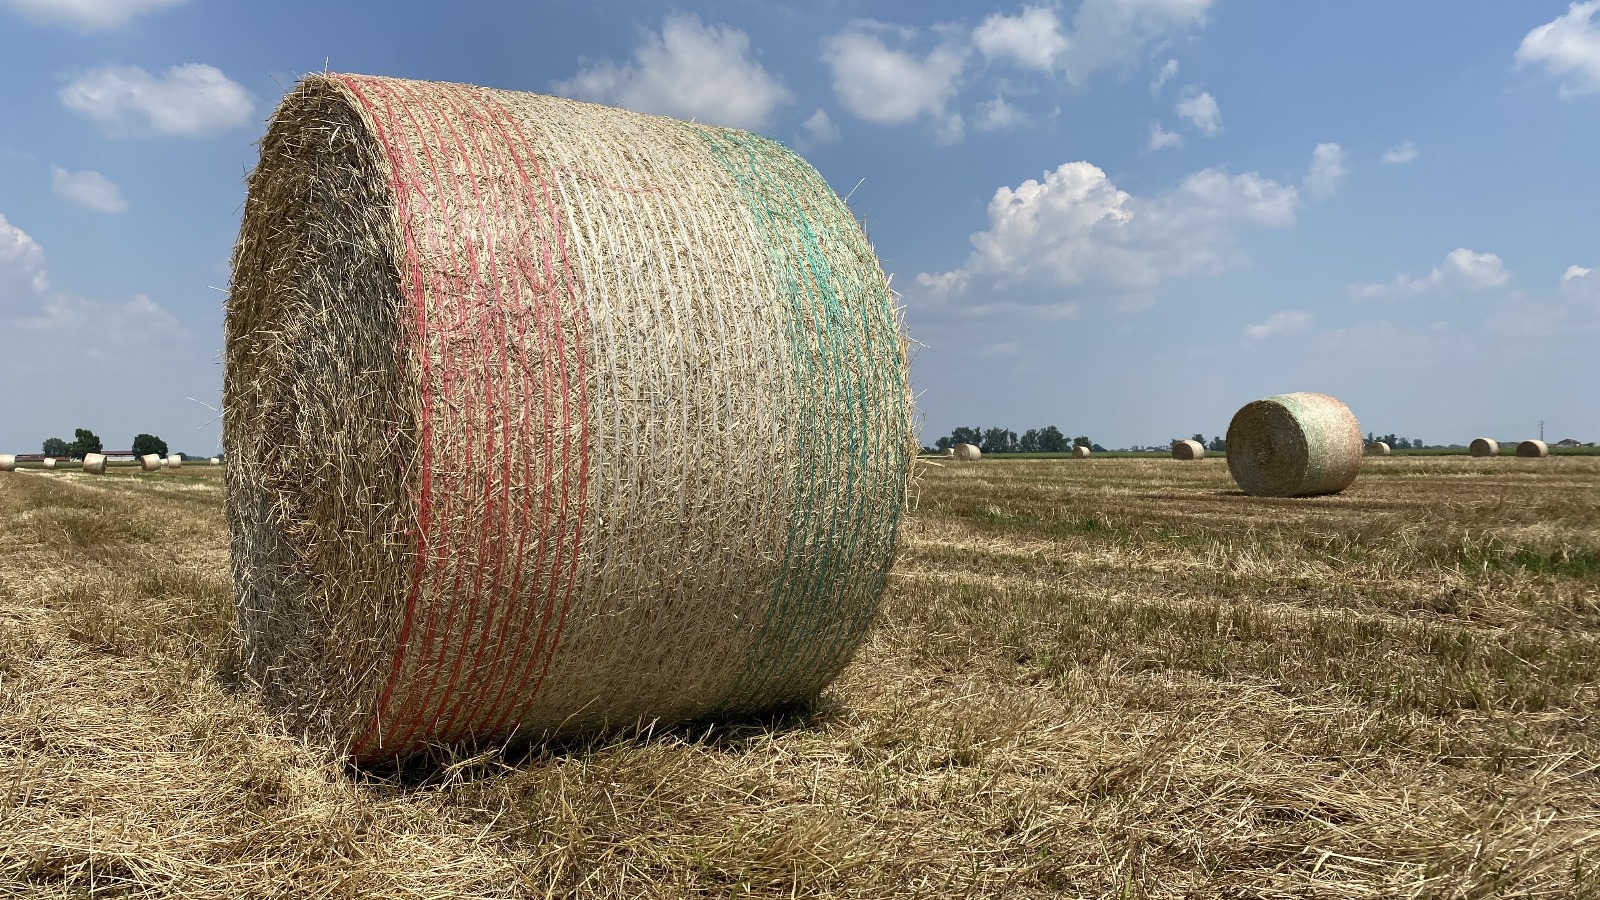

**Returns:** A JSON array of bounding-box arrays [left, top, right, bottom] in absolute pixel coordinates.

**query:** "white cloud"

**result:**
[[1150, 58, 1179, 95], [1145, 121, 1183, 152], [0, 212, 48, 295], [821, 23, 968, 138], [917, 159, 1299, 311], [1245, 310, 1312, 340], [1175, 90, 1221, 136], [1484, 264, 1600, 337], [798, 108, 841, 147], [1381, 141, 1419, 165], [1515, 1, 1600, 97], [50, 165, 127, 213], [553, 14, 792, 131], [1305, 142, 1348, 200], [975, 96, 1027, 132], [59, 64, 254, 137], [973, 6, 1069, 72], [3, 0, 186, 30], [1350, 248, 1511, 300], [19, 292, 189, 345], [1062, 0, 1213, 84]]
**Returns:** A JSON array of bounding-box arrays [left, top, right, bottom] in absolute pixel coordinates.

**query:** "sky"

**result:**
[[0, 0, 1596, 454]]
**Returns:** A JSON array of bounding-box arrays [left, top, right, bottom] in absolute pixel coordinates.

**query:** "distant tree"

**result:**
[[1091, 443, 1107, 453], [1207, 435, 1227, 452], [980, 427, 1017, 455], [1018, 429, 1041, 453], [68, 428, 103, 459], [132, 433, 169, 458], [1073, 435, 1092, 450], [42, 437, 69, 457], [1192, 433, 1206, 446], [1037, 426, 1068, 453]]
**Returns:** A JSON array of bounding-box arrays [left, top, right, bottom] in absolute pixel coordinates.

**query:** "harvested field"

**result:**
[[2, 457, 1598, 898]]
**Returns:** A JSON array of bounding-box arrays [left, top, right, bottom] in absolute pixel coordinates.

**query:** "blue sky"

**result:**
[[0, 0, 1596, 454]]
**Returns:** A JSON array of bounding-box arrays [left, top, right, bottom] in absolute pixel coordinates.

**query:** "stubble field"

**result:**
[[2, 456, 1597, 898]]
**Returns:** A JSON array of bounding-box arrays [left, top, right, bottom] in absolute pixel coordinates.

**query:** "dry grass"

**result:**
[[2, 457, 1599, 897]]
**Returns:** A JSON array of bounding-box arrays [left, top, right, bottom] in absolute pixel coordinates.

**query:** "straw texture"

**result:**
[[1172, 440, 1205, 460], [225, 73, 915, 763], [939, 448, 955, 458], [1517, 440, 1549, 459], [1225, 392, 1363, 498], [166, 455, 183, 468], [953, 443, 982, 461], [82, 453, 107, 475], [0, 455, 13, 472], [1470, 438, 1499, 458], [140, 454, 162, 473], [1367, 442, 1391, 457], [1072, 446, 1091, 459]]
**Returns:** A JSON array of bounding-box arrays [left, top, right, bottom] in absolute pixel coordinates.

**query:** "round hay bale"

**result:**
[[210, 457, 222, 466], [82, 453, 107, 475], [1072, 446, 1091, 459], [953, 443, 982, 461], [41, 458, 56, 470], [1469, 438, 1499, 458], [166, 454, 183, 468], [1225, 392, 1362, 497], [139, 454, 162, 472], [1171, 440, 1205, 460], [225, 73, 915, 763], [1366, 441, 1391, 457], [0, 455, 14, 472], [939, 447, 955, 458], [1516, 439, 1549, 458]]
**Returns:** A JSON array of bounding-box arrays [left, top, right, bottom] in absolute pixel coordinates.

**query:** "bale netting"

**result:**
[[1225, 392, 1363, 498], [82, 453, 107, 475], [1469, 438, 1499, 458], [1517, 439, 1549, 458], [1172, 440, 1205, 460], [1367, 441, 1391, 457], [140, 454, 162, 472], [953, 443, 982, 461], [1072, 446, 1091, 459], [225, 73, 916, 764], [41, 458, 56, 470], [0, 455, 14, 472]]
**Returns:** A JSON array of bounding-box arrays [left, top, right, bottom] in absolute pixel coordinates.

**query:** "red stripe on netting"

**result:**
[[340, 75, 437, 760], [471, 93, 591, 742]]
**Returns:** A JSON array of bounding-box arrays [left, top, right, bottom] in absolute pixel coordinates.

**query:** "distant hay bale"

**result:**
[[42, 458, 56, 470], [166, 454, 183, 468], [940, 448, 955, 458], [1516, 439, 1549, 458], [224, 73, 915, 763], [210, 457, 222, 466], [1225, 392, 1362, 497], [1172, 440, 1205, 460], [1072, 446, 1091, 459], [1366, 442, 1391, 457], [82, 453, 107, 475], [140, 454, 162, 472], [1469, 438, 1499, 458], [953, 443, 982, 461], [0, 455, 14, 472]]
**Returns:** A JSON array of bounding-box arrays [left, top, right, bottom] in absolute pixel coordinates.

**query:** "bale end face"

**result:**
[[1516, 439, 1549, 458], [1225, 391, 1362, 497], [82, 453, 107, 475], [1172, 440, 1204, 460], [1072, 446, 1091, 459], [0, 455, 14, 472], [41, 458, 56, 470], [1469, 438, 1499, 458]]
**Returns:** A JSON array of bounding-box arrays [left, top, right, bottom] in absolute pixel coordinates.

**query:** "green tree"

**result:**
[[1018, 429, 1041, 453], [1208, 435, 1227, 452], [980, 427, 1016, 454], [132, 433, 169, 458], [69, 428, 103, 458], [1038, 426, 1068, 453], [1073, 435, 1092, 450], [42, 437, 69, 457]]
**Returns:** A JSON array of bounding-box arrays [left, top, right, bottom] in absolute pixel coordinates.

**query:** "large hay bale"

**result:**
[[1366, 441, 1391, 457], [1225, 392, 1362, 497], [1172, 440, 1205, 460], [140, 454, 162, 472], [1517, 439, 1549, 458], [953, 443, 982, 461], [0, 455, 14, 472], [225, 73, 915, 763], [42, 458, 56, 470], [82, 453, 107, 475], [166, 454, 183, 468], [1072, 446, 1091, 459], [1469, 438, 1499, 458]]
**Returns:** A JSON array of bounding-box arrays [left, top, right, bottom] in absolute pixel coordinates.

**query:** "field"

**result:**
[[2, 457, 1598, 898]]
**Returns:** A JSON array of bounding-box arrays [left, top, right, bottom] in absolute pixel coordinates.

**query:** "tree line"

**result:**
[[36, 429, 170, 459], [929, 426, 1098, 455]]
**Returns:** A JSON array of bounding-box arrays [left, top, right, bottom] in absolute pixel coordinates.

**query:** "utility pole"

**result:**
[[1540, 420, 1545, 441]]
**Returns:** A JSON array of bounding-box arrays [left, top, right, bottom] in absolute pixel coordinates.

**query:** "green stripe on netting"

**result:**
[[693, 125, 909, 706]]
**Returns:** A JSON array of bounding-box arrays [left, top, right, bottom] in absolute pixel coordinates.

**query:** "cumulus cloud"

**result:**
[[554, 14, 792, 130], [798, 108, 841, 147], [1381, 141, 1419, 164], [973, 5, 1070, 72], [1305, 142, 1348, 200], [50, 165, 128, 213], [0, 212, 48, 295], [1063, 0, 1213, 84], [1245, 310, 1312, 340], [59, 64, 254, 137], [3, 0, 186, 30], [916, 158, 1299, 311], [1350, 248, 1511, 300], [1150, 58, 1179, 95], [1175, 89, 1221, 136], [1515, 1, 1600, 97], [1145, 121, 1183, 152], [975, 96, 1027, 131], [821, 23, 968, 138]]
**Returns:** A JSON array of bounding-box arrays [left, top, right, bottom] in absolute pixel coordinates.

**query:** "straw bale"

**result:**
[[1225, 392, 1362, 497], [1469, 438, 1499, 458], [210, 457, 222, 466], [225, 74, 915, 763], [1366, 442, 1391, 457], [953, 443, 982, 461], [166, 454, 183, 468], [42, 458, 56, 470], [940, 448, 955, 458], [0, 455, 13, 472], [82, 453, 107, 475], [1516, 439, 1549, 458], [1072, 446, 1091, 459], [1171, 440, 1205, 460], [140, 454, 162, 472]]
